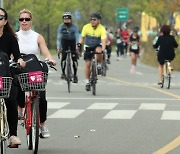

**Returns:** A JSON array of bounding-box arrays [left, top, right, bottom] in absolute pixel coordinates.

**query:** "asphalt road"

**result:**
[[7, 53, 180, 154]]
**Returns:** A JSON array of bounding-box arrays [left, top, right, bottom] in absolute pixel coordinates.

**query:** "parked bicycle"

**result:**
[[0, 76, 13, 153], [17, 60, 56, 154], [160, 60, 173, 89]]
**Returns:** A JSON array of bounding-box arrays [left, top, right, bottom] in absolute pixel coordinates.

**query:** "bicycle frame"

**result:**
[[161, 60, 172, 89], [0, 98, 9, 153]]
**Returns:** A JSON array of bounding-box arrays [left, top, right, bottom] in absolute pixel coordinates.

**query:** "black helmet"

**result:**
[[62, 12, 72, 19], [90, 12, 102, 19]]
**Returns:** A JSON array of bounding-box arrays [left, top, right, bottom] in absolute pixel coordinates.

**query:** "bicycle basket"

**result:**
[[0, 77, 13, 98], [18, 71, 48, 91]]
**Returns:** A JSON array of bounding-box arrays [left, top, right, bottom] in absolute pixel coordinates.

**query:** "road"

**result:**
[[7, 53, 180, 154]]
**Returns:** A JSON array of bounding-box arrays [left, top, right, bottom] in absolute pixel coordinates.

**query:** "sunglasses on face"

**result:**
[[0, 15, 5, 20], [90, 18, 97, 21], [19, 18, 31, 22]]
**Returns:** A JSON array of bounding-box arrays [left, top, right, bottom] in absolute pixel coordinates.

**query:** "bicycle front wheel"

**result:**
[[91, 63, 97, 96], [66, 59, 72, 93], [32, 97, 40, 154]]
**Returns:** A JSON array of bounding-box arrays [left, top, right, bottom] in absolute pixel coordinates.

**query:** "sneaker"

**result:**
[[107, 59, 111, 64], [97, 66, 102, 75], [85, 83, 91, 91], [61, 74, 66, 79], [158, 81, 162, 85], [73, 75, 78, 83], [40, 125, 50, 138], [9, 136, 21, 147]]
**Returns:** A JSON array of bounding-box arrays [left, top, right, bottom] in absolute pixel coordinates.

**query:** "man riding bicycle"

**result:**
[[57, 12, 79, 83], [77, 12, 106, 91]]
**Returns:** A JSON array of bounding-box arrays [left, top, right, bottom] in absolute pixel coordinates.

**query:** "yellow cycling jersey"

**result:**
[[81, 23, 106, 47]]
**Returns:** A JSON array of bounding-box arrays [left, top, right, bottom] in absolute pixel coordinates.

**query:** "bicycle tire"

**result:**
[[1, 140, 6, 154], [102, 60, 107, 76], [91, 62, 96, 95], [32, 97, 39, 154], [66, 54, 71, 93], [25, 100, 33, 150], [167, 74, 171, 89]]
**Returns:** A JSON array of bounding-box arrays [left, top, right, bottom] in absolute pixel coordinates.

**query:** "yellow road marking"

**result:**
[[106, 76, 180, 99], [153, 136, 180, 154], [106, 76, 180, 153]]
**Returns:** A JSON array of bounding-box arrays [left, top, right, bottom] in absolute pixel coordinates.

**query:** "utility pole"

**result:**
[[1, 0, 4, 8]]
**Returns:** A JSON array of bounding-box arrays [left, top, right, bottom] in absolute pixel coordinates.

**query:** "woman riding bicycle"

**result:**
[[0, 8, 26, 147], [16, 9, 56, 138], [153, 25, 178, 85]]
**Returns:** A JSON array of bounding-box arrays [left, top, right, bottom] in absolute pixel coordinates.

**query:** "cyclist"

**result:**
[[0, 8, 26, 147], [129, 27, 141, 73], [16, 9, 56, 138], [77, 12, 106, 91], [153, 24, 178, 84], [57, 12, 79, 83]]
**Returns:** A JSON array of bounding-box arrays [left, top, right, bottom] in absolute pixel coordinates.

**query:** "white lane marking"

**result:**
[[47, 97, 180, 101], [161, 111, 180, 120], [103, 110, 137, 119], [87, 103, 118, 110], [48, 109, 85, 118], [48, 102, 70, 109], [139, 103, 166, 110]]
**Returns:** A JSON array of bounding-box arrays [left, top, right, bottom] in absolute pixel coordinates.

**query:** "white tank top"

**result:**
[[16, 29, 40, 58]]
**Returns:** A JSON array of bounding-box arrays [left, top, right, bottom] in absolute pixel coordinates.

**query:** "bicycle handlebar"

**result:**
[[44, 59, 57, 71]]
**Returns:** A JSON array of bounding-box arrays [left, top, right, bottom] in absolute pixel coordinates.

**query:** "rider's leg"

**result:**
[[158, 64, 163, 83], [96, 46, 103, 75], [85, 60, 91, 91], [60, 51, 67, 78]]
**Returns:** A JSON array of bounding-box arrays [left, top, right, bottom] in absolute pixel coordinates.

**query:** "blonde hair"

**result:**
[[19, 9, 32, 19]]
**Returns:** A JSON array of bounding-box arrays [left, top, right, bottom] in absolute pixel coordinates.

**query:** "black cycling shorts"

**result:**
[[84, 45, 102, 60]]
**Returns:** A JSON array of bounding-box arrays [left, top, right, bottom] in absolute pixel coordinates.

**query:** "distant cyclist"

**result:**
[[57, 12, 79, 83], [77, 12, 106, 91], [153, 25, 178, 85]]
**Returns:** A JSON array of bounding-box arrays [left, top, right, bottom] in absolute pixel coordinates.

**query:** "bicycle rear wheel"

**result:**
[[101, 58, 107, 76], [166, 74, 171, 89], [1, 140, 6, 154], [32, 97, 39, 154], [66, 62, 72, 93], [91, 63, 97, 96]]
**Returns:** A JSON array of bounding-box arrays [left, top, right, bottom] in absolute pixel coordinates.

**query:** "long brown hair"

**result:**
[[0, 8, 16, 37]]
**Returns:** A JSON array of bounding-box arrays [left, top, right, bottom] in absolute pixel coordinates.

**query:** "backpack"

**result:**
[[0, 52, 10, 77], [20, 54, 48, 73]]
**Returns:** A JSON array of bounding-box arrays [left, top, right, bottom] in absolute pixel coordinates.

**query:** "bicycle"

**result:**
[[160, 60, 173, 89], [17, 60, 56, 154], [58, 50, 77, 93], [87, 50, 103, 96], [0, 77, 13, 153]]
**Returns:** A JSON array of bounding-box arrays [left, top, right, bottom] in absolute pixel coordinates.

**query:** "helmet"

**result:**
[[90, 12, 102, 19], [62, 12, 72, 19]]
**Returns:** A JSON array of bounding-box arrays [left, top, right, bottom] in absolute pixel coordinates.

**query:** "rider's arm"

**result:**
[[74, 25, 80, 45], [101, 39, 106, 51], [38, 34, 56, 65], [57, 25, 62, 51], [101, 27, 107, 51]]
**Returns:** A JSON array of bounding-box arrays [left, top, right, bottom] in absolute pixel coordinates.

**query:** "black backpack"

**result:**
[[0, 52, 10, 77], [21, 54, 48, 73]]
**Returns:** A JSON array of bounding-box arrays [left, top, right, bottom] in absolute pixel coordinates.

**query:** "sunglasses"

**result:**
[[19, 18, 31, 22], [0, 15, 5, 20], [90, 18, 97, 21]]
